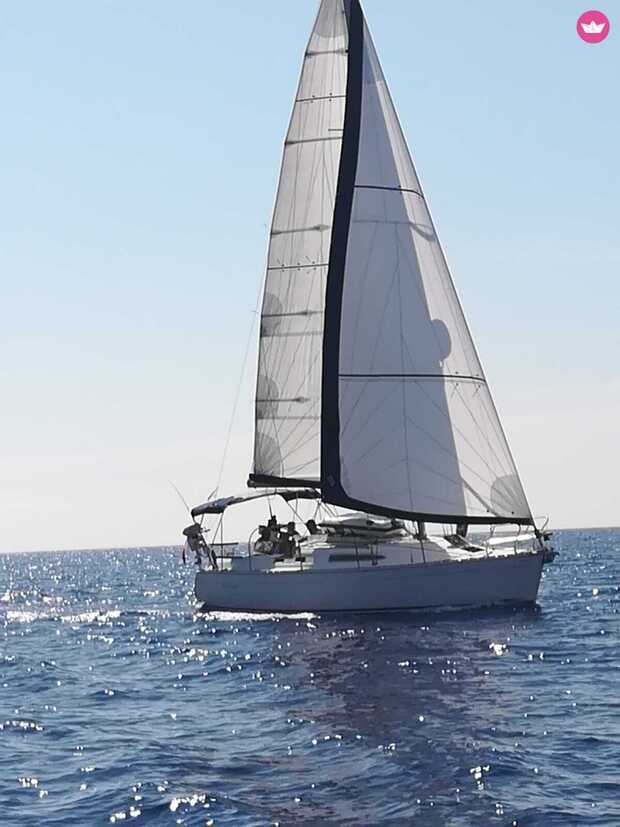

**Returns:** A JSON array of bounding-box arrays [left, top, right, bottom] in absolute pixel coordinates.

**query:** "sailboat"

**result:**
[[184, 0, 553, 612]]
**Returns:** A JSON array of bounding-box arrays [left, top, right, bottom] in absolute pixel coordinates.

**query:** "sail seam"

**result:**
[[263, 311, 322, 318], [285, 136, 341, 146], [296, 94, 346, 103], [263, 331, 322, 338], [306, 48, 348, 57], [266, 263, 329, 270], [340, 373, 485, 381], [355, 184, 423, 197], [271, 225, 329, 236]]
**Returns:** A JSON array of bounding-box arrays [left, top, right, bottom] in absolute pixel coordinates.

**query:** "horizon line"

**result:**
[[1, 524, 619, 555]]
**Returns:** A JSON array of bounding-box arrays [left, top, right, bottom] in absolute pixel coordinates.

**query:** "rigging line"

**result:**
[[266, 301, 324, 425], [347, 219, 380, 371], [262, 294, 313, 385], [366, 240, 403, 377], [461, 478, 499, 517], [366, 194, 432, 373], [285, 497, 305, 526], [341, 373, 397, 437], [424, 219, 480, 377], [260, 256, 313, 375], [277, 410, 322, 465], [412, 380, 514, 483], [346, 425, 395, 468], [357, 471, 476, 512], [260, 366, 319, 476], [452, 394, 520, 498], [392, 220, 451, 367], [342, 400, 400, 476], [340, 240, 397, 433], [452, 382, 515, 479], [276, 380, 321, 432], [263, 319, 320, 435], [274, 325, 323, 413], [268, 402, 321, 453], [267, 160, 326, 386], [461, 377, 518, 458], [395, 262, 421, 378], [269, 408, 322, 473], [456, 379, 504, 489], [213, 279, 263, 499], [277, 338, 323, 419], [343, 380, 505, 499], [260, 332, 319, 477], [414, 382, 511, 486], [169, 480, 191, 517], [403, 412, 511, 502], [339, 252, 414, 442]]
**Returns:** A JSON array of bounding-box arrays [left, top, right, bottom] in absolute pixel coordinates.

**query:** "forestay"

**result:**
[[251, 0, 348, 487], [321, 1, 532, 524]]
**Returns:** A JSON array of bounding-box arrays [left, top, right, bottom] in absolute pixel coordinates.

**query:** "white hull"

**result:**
[[194, 549, 544, 613]]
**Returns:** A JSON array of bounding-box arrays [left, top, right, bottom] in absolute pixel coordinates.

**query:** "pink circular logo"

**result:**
[[577, 10, 610, 43]]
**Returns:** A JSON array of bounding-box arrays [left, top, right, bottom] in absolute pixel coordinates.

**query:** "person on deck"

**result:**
[[306, 518, 319, 535], [267, 515, 280, 544], [277, 522, 300, 559], [255, 525, 274, 555], [182, 523, 217, 569]]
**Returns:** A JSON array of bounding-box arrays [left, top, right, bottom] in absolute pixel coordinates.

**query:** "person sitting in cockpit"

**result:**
[[255, 525, 274, 555], [267, 514, 280, 543], [278, 522, 300, 559], [306, 518, 319, 535]]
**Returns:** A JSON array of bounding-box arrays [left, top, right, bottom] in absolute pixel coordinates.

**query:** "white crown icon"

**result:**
[[581, 20, 606, 34]]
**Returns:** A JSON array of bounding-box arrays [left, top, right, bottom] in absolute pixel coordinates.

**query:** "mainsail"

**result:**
[[252, 0, 532, 525], [250, 0, 347, 487]]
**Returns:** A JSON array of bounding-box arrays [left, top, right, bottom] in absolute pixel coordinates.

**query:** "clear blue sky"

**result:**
[[1, 1, 618, 551]]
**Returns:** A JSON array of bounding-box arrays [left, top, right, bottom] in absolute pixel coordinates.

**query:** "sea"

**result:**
[[1, 529, 618, 826]]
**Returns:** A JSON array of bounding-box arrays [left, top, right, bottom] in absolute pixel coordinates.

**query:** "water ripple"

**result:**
[[1, 531, 619, 825]]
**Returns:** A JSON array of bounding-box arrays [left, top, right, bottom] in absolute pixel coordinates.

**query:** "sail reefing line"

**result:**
[[251, 0, 533, 526]]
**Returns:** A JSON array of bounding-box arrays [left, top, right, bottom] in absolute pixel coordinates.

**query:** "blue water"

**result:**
[[1, 529, 618, 826]]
